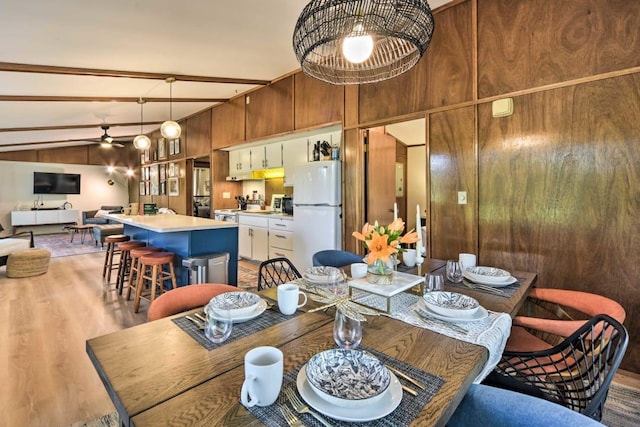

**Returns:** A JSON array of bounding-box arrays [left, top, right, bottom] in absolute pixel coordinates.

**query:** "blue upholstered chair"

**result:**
[[312, 250, 363, 268], [81, 205, 124, 225], [448, 384, 605, 427]]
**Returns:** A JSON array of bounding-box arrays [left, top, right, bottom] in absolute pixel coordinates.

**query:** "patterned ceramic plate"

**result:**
[[303, 266, 344, 284], [465, 266, 511, 283], [207, 291, 261, 317], [423, 291, 480, 318], [305, 349, 390, 408]]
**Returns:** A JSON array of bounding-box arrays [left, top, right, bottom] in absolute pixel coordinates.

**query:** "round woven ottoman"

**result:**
[[6, 248, 51, 278]]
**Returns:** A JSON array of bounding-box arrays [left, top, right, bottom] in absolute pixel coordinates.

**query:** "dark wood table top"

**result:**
[[86, 263, 536, 427]]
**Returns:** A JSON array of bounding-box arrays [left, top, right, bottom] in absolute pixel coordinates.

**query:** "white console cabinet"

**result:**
[[11, 210, 79, 227]]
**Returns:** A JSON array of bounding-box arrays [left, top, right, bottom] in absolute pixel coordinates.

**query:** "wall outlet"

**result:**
[[222, 192, 231, 199], [458, 191, 467, 205]]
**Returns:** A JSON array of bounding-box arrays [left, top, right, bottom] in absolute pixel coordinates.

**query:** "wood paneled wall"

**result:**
[[477, 0, 640, 98]]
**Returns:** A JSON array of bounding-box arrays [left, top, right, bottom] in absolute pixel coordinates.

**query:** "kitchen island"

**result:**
[[103, 213, 238, 286]]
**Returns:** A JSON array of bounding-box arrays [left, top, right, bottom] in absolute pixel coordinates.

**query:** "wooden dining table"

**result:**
[[86, 262, 536, 427]]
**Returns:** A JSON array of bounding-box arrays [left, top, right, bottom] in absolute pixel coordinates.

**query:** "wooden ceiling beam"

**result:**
[[0, 95, 226, 102], [0, 62, 271, 85], [0, 121, 162, 133]]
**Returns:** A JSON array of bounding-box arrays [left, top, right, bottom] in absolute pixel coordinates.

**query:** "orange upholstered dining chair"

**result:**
[[147, 283, 239, 321], [505, 288, 626, 353]]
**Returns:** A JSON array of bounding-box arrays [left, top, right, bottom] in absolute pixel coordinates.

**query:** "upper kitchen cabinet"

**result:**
[[294, 72, 344, 130], [478, 0, 640, 98], [245, 76, 294, 140], [185, 110, 212, 159], [212, 96, 246, 150], [358, 1, 473, 123], [282, 137, 309, 187]]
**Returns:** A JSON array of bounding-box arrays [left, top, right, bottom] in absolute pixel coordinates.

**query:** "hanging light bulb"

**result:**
[[342, 22, 374, 64], [160, 77, 181, 139], [133, 98, 151, 150]]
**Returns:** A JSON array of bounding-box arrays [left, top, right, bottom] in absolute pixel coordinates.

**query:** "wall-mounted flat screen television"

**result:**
[[33, 172, 81, 194]]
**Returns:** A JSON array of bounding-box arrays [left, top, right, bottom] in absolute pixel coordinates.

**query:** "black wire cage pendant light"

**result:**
[[293, 0, 435, 85]]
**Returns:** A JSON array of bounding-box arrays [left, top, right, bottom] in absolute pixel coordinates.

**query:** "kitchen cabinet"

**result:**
[[238, 214, 269, 261], [245, 76, 294, 140], [264, 142, 282, 168], [282, 137, 309, 186], [268, 217, 294, 260], [229, 148, 251, 174]]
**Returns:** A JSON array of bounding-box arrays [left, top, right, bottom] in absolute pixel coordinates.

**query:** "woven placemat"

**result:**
[[248, 345, 445, 426], [172, 308, 301, 350], [446, 277, 523, 298]]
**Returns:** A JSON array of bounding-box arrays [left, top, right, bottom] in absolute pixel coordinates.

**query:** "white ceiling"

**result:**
[[0, 0, 451, 152]]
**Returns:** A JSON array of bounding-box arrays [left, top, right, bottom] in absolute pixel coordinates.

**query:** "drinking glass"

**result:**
[[333, 309, 362, 349], [424, 273, 444, 294], [328, 268, 348, 297], [205, 309, 233, 343], [446, 260, 464, 283]]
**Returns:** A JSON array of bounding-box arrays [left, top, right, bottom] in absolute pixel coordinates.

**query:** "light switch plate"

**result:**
[[222, 192, 231, 199], [458, 191, 467, 204]]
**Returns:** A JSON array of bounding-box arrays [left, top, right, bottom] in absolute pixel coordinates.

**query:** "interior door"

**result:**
[[366, 127, 396, 224]]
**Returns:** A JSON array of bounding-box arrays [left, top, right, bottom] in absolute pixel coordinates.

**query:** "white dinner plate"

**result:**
[[206, 299, 266, 323], [464, 266, 512, 283], [297, 364, 403, 422], [417, 299, 489, 323], [463, 271, 518, 287]]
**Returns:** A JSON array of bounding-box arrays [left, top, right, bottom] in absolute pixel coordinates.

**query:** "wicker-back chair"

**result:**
[[257, 257, 302, 291], [485, 314, 628, 421]]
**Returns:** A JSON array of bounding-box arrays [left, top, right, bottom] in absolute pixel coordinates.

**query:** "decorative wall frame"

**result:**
[[169, 139, 175, 155], [139, 182, 145, 195], [158, 138, 166, 159], [168, 178, 179, 196], [173, 138, 180, 154]]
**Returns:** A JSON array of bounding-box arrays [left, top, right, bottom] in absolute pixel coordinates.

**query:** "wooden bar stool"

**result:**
[[116, 241, 146, 294], [134, 251, 177, 312], [102, 234, 130, 284], [125, 246, 162, 301]]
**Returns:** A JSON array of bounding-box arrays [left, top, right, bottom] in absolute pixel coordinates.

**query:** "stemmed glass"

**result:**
[[446, 260, 464, 283], [333, 309, 362, 349], [204, 309, 233, 343]]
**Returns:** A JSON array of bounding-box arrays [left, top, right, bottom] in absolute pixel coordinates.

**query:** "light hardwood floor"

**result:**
[[1, 252, 146, 426], [1, 252, 638, 426]]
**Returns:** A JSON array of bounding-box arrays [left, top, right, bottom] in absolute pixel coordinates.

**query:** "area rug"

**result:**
[[602, 380, 640, 426], [237, 264, 258, 290], [34, 232, 103, 258], [81, 411, 119, 427]]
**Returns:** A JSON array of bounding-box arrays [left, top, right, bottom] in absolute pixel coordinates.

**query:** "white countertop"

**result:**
[[237, 211, 293, 219], [103, 213, 238, 233]]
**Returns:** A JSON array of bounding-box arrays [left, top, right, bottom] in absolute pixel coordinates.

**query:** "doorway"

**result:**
[[192, 156, 211, 218]]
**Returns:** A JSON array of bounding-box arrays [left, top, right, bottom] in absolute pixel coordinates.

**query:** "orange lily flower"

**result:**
[[365, 231, 397, 263]]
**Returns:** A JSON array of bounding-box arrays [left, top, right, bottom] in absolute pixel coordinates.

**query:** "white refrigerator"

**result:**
[[293, 160, 342, 271]]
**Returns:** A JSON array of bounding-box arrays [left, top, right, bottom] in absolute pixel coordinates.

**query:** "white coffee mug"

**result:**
[[350, 263, 368, 279], [277, 283, 307, 315], [459, 253, 477, 271], [240, 346, 283, 407], [402, 249, 417, 267]]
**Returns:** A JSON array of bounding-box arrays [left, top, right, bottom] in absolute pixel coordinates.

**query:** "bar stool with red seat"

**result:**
[[134, 251, 177, 312], [102, 234, 130, 284], [115, 240, 147, 294], [125, 246, 162, 301]]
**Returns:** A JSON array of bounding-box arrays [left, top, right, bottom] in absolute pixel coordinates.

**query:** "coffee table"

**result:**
[[66, 224, 94, 243]]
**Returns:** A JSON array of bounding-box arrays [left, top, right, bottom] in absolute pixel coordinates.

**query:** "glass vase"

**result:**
[[366, 256, 395, 285]]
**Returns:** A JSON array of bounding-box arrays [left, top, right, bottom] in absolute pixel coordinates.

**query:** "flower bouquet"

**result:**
[[352, 218, 419, 284]]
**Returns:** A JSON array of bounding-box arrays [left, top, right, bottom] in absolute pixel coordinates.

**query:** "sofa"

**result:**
[[0, 230, 35, 266], [82, 205, 124, 225]]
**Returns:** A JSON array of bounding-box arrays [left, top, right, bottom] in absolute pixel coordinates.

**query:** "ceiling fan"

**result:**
[[98, 125, 125, 148]]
